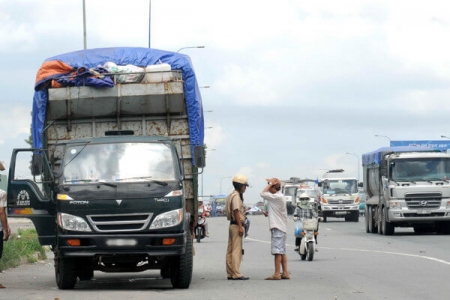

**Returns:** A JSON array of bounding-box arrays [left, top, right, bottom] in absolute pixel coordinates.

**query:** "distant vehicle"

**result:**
[[245, 206, 262, 215], [281, 178, 316, 215], [358, 191, 367, 216], [297, 188, 321, 211], [318, 169, 359, 222]]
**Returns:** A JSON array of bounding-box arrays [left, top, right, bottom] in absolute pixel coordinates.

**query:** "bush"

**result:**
[[0, 228, 47, 271]]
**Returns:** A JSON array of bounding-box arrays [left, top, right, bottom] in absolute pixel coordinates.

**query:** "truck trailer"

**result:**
[[362, 146, 450, 235], [6, 47, 205, 289]]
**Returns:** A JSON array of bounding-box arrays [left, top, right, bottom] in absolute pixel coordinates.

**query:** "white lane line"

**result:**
[[245, 238, 450, 266]]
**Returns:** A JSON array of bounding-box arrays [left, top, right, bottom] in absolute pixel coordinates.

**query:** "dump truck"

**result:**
[[317, 169, 359, 222], [6, 47, 205, 289], [362, 146, 450, 235]]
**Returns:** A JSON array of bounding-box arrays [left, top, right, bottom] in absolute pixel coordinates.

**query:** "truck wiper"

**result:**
[[65, 178, 117, 188], [115, 176, 168, 186], [426, 177, 448, 183]]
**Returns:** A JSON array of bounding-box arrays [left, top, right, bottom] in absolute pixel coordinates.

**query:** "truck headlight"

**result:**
[[389, 201, 401, 209], [57, 213, 92, 232], [150, 208, 183, 229]]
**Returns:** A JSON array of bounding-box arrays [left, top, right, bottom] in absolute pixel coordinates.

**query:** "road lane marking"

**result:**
[[245, 238, 450, 266]]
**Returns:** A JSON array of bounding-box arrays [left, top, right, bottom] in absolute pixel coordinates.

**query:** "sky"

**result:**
[[1, 0, 450, 204]]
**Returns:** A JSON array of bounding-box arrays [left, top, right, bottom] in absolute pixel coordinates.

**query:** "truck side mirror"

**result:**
[[31, 153, 43, 176], [193, 146, 206, 168], [358, 182, 363, 188]]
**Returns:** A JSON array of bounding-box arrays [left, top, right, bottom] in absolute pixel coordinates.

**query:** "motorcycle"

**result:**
[[297, 218, 320, 261], [194, 216, 207, 243]]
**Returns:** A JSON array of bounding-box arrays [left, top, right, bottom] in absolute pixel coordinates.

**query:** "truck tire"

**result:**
[[367, 206, 377, 234], [352, 212, 359, 222], [170, 236, 193, 289], [377, 207, 383, 235], [382, 207, 394, 235], [365, 208, 370, 233], [55, 249, 77, 290]]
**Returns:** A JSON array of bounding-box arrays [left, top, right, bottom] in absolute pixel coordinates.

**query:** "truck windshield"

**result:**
[[63, 142, 177, 183], [391, 158, 450, 181], [323, 180, 357, 195]]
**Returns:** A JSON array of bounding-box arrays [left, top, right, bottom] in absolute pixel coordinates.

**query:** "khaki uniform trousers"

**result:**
[[226, 224, 243, 278]]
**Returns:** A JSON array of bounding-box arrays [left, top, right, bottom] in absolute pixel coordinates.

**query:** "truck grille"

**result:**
[[328, 200, 354, 205], [404, 193, 441, 209], [87, 213, 153, 232]]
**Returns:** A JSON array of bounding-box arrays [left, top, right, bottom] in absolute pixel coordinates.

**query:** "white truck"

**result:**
[[362, 146, 450, 235], [318, 169, 359, 222], [281, 178, 317, 215]]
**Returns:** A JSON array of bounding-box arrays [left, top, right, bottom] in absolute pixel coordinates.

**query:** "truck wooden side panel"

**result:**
[[44, 74, 198, 218]]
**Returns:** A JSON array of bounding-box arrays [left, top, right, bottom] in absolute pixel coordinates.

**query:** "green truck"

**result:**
[[6, 47, 205, 289]]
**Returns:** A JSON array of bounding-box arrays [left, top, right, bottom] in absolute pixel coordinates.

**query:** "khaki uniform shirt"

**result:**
[[226, 190, 245, 224]]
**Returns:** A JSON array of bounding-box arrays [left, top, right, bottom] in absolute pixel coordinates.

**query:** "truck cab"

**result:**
[[318, 169, 359, 222]]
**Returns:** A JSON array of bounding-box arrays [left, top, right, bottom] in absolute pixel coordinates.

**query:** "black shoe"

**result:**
[[294, 247, 299, 251], [231, 276, 249, 280]]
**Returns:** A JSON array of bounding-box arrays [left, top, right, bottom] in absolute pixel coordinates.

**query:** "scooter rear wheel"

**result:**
[[306, 242, 314, 261], [196, 227, 201, 243]]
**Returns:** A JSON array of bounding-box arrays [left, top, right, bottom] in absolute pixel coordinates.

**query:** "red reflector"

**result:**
[[67, 239, 81, 246], [162, 238, 176, 245]]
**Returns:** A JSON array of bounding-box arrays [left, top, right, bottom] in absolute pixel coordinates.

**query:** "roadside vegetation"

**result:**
[[0, 228, 47, 271]]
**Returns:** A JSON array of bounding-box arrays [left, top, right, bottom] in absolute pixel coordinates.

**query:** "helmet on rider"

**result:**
[[198, 197, 203, 206], [297, 193, 310, 206]]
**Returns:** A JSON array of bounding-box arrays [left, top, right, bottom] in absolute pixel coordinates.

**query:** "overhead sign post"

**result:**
[[390, 140, 450, 152]]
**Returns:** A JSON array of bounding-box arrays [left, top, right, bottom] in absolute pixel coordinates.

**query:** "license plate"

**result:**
[[106, 239, 138, 246], [417, 210, 431, 215], [335, 211, 347, 215]]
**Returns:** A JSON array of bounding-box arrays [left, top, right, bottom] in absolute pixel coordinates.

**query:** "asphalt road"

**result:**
[[1, 215, 450, 300]]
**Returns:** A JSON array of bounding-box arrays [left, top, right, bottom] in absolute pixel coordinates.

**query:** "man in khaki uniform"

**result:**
[[225, 175, 249, 280]]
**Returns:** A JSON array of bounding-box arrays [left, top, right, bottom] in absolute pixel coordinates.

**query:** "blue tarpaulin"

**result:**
[[32, 47, 204, 158], [362, 146, 439, 166]]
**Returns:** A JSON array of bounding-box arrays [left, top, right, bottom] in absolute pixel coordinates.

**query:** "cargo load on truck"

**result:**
[[6, 47, 206, 290], [362, 146, 450, 235]]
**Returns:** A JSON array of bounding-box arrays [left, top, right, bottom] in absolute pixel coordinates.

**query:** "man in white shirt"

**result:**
[[260, 177, 289, 280]]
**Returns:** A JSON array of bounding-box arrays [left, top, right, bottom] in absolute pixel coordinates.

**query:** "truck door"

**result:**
[[7, 149, 56, 246]]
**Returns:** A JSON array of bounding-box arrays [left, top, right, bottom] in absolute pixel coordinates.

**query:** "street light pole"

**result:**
[[220, 176, 232, 195], [345, 152, 360, 182], [374, 134, 391, 145], [177, 46, 205, 53]]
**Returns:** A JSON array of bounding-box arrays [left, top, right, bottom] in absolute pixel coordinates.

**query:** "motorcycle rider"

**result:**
[[293, 193, 321, 252], [198, 198, 209, 237]]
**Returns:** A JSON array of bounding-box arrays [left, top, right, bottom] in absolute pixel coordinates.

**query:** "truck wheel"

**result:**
[[352, 212, 359, 222], [55, 249, 77, 289], [382, 207, 394, 235], [170, 236, 193, 289], [365, 208, 370, 233], [368, 207, 377, 234], [306, 242, 314, 261], [377, 207, 383, 235]]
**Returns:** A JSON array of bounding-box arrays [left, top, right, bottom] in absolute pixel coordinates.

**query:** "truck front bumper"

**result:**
[[321, 205, 359, 216], [388, 208, 450, 223], [57, 231, 188, 257]]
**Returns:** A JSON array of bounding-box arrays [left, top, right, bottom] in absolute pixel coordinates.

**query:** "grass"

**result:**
[[0, 228, 47, 271]]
